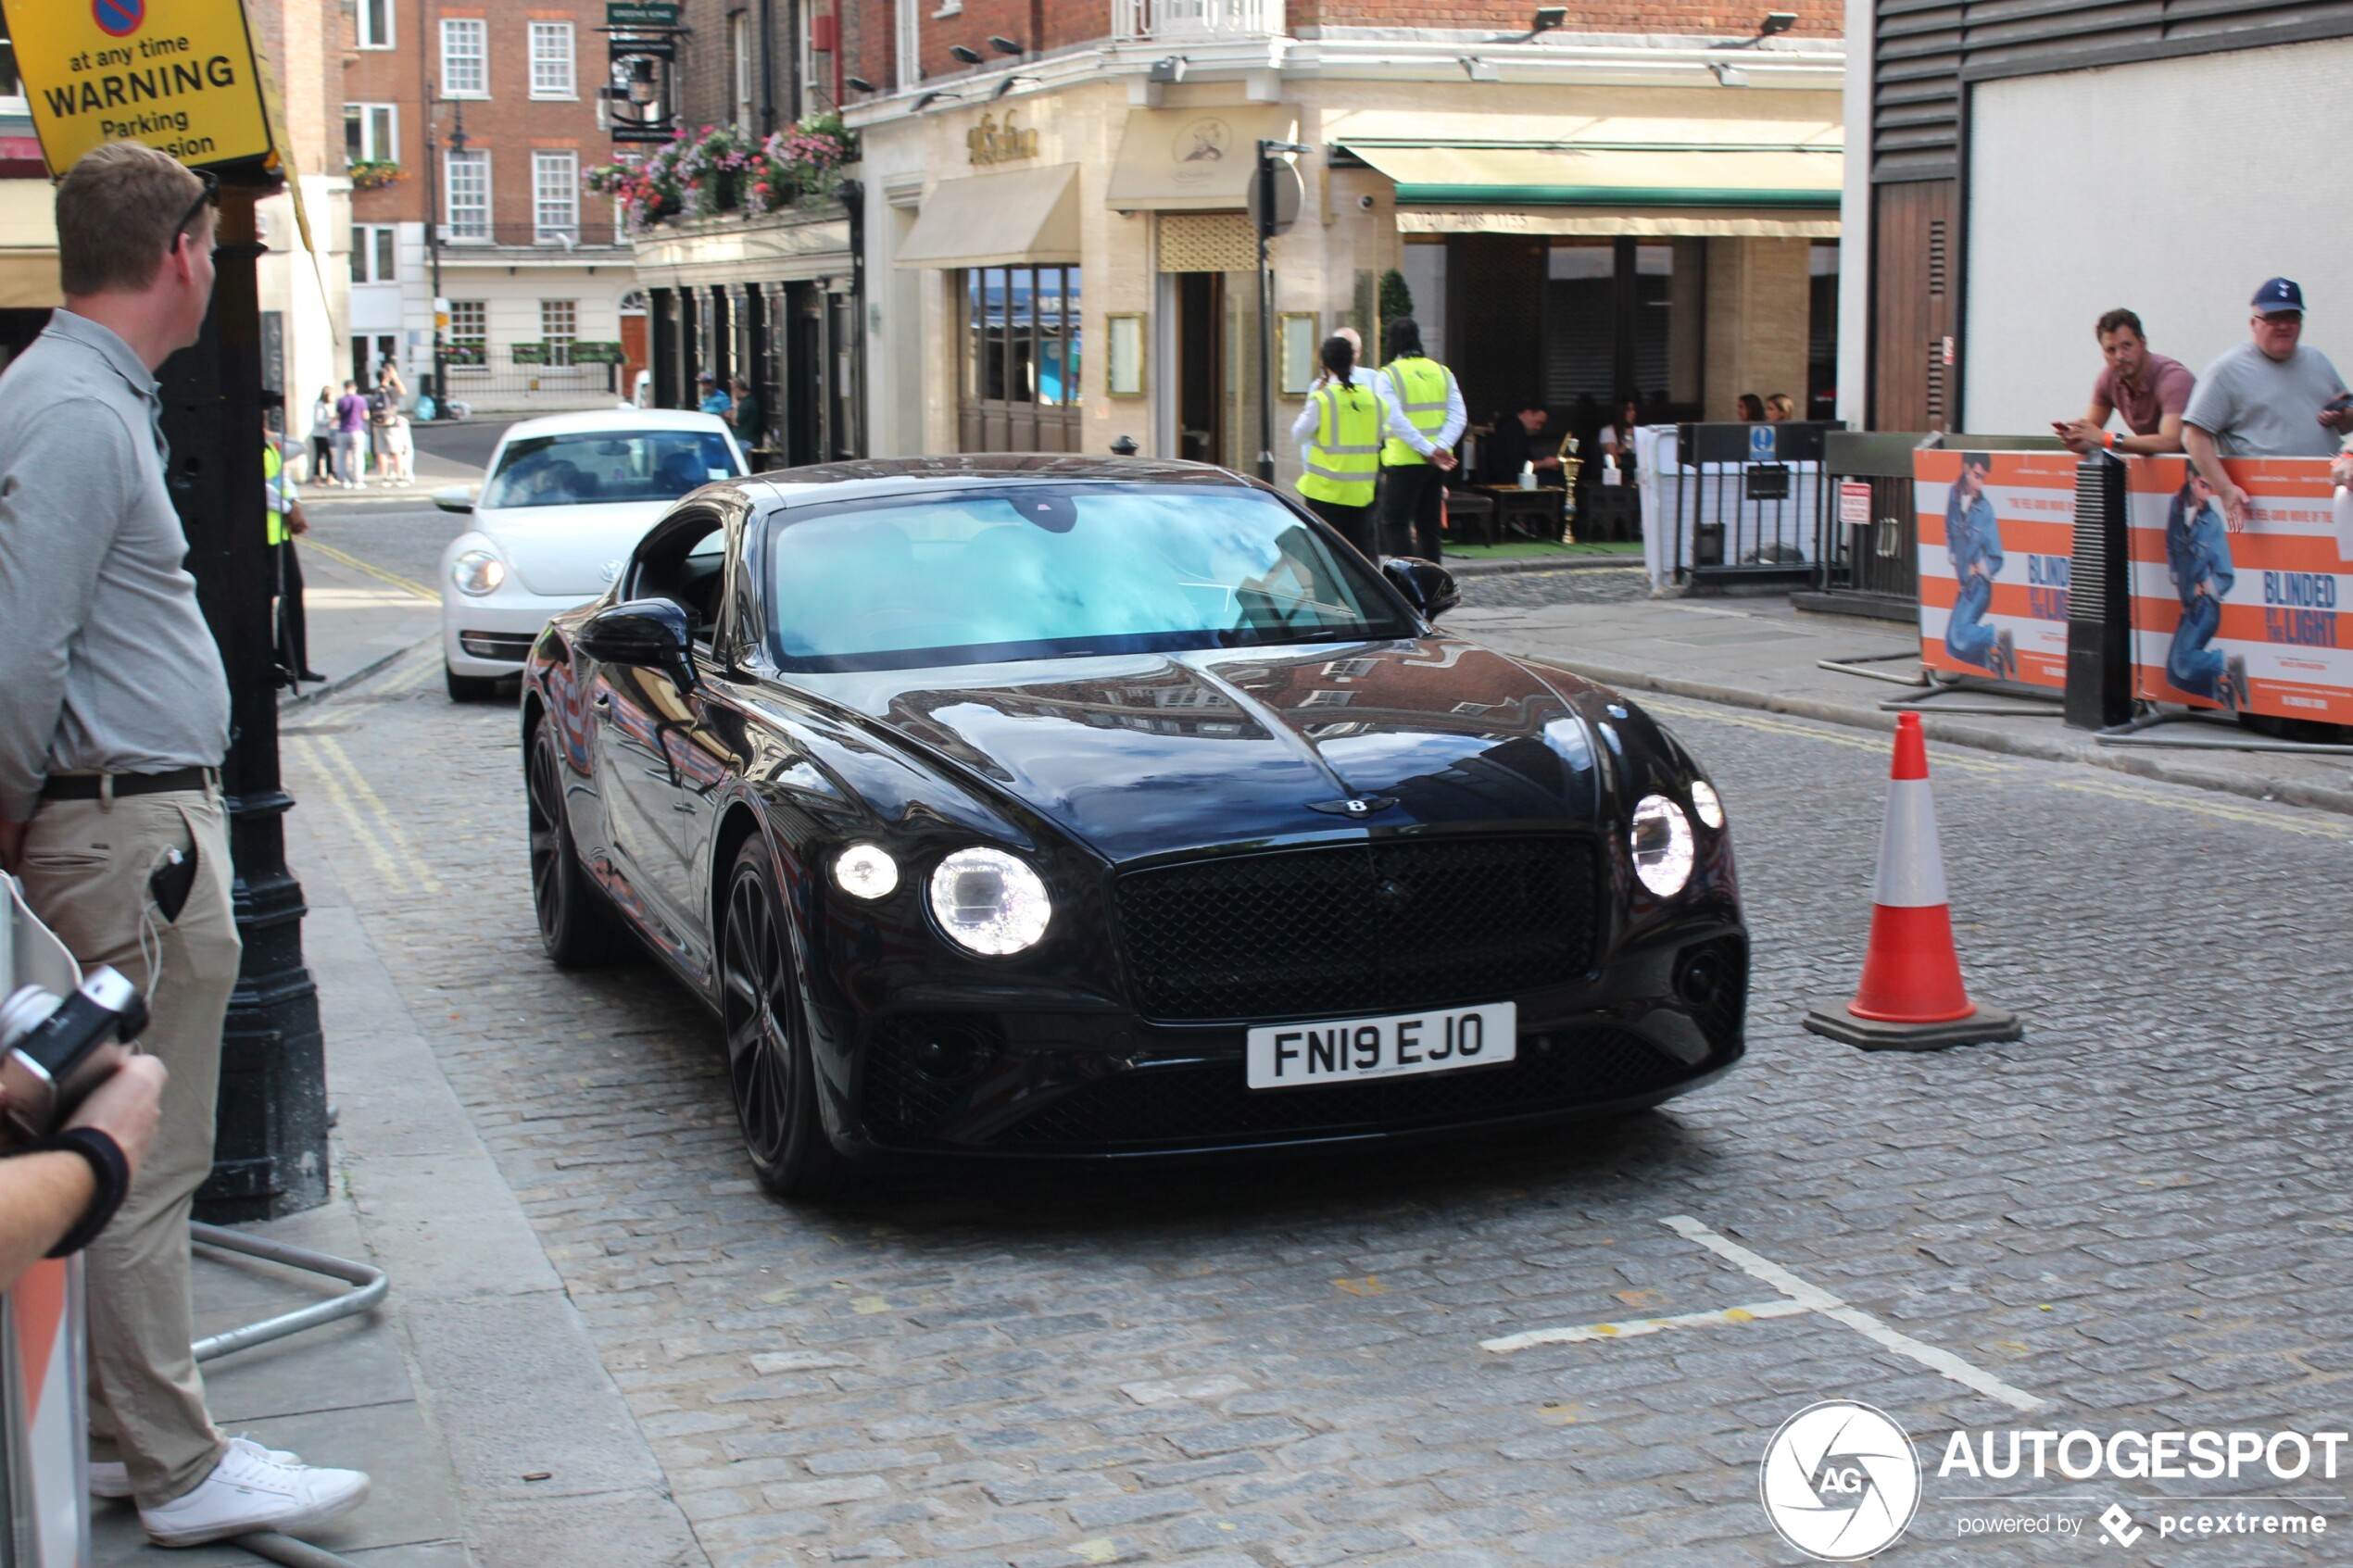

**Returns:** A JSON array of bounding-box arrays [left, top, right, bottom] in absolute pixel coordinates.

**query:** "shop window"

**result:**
[[449, 300, 488, 370], [542, 300, 578, 368], [530, 22, 575, 99], [1809, 240, 1839, 420], [441, 18, 488, 98], [957, 266, 1082, 452]]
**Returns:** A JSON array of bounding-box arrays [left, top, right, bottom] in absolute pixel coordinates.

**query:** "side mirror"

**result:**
[[1382, 557, 1461, 621], [576, 597, 695, 684], [433, 485, 476, 514]]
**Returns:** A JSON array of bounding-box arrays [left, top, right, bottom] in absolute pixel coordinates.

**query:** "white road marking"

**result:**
[[1659, 1215, 2050, 1412], [1481, 1297, 1810, 1353]]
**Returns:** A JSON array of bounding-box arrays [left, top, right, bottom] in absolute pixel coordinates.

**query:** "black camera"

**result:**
[[0, 968, 149, 1148]]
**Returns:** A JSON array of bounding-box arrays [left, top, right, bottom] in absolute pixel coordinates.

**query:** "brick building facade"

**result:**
[[342, 0, 638, 412], [846, 0, 1846, 480]]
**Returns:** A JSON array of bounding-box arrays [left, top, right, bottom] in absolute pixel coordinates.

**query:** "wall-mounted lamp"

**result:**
[[994, 73, 1040, 98], [914, 88, 967, 110], [845, 75, 877, 94], [1148, 56, 1188, 83], [1529, 7, 1567, 33], [1460, 56, 1500, 82], [1759, 11, 1797, 33], [988, 35, 1025, 55], [949, 44, 984, 65]]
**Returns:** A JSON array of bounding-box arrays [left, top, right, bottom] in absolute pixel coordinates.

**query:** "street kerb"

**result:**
[[1803, 710, 2023, 1051]]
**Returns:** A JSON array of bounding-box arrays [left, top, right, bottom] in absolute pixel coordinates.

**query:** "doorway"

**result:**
[[1175, 270, 1224, 467]]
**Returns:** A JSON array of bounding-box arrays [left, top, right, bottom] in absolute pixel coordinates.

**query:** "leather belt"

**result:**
[[42, 767, 215, 801]]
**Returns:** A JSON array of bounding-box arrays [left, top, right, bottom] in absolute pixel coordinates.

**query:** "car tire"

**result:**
[[525, 719, 625, 968], [446, 664, 505, 703], [719, 834, 849, 1199]]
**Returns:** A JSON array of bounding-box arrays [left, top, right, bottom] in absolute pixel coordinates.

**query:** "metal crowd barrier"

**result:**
[[1665, 420, 1843, 589]]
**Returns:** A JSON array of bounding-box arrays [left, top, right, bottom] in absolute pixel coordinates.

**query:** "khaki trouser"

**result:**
[[19, 784, 240, 1507]]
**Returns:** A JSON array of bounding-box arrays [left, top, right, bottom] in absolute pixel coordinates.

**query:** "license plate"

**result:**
[[1246, 1002, 1516, 1090]]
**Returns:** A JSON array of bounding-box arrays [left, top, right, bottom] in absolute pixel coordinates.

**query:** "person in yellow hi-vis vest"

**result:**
[[265, 436, 324, 688], [1288, 333, 1440, 560], [1372, 316, 1465, 560]]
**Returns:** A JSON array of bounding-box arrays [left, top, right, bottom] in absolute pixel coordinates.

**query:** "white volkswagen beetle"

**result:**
[[434, 408, 747, 699]]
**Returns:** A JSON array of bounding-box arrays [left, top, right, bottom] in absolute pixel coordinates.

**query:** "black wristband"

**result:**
[[35, 1127, 129, 1258]]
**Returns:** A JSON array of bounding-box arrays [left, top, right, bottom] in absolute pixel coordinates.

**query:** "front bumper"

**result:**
[[443, 588, 596, 676], [822, 923, 1746, 1159]]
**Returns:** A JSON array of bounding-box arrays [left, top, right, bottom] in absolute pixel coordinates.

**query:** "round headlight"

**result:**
[[1629, 794, 1695, 897], [928, 847, 1051, 956], [451, 548, 507, 596], [1690, 779, 1725, 831], [832, 843, 900, 900]]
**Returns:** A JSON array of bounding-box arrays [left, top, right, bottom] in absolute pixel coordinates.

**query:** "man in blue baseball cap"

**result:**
[[2183, 277, 2352, 528]]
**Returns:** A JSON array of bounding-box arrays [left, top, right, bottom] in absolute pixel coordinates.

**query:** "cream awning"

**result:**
[[1107, 107, 1300, 212], [1395, 209, 1839, 239], [1342, 141, 1841, 229], [895, 163, 1080, 270]]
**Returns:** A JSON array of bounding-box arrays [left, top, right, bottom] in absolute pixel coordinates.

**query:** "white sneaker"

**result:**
[[91, 1436, 299, 1500], [137, 1437, 369, 1547]]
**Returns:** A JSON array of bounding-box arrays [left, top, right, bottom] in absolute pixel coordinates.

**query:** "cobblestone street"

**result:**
[[277, 618, 2352, 1568]]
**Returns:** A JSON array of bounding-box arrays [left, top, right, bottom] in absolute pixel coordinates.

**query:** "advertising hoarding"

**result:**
[[1913, 450, 2076, 691]]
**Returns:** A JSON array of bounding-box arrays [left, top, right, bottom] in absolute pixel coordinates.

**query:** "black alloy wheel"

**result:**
[[720, 834, 845, 1198], [526, 721, 623, 967]]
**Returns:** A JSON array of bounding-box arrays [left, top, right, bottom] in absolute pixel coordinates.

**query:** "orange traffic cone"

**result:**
[[1803, 712, 2022, 1051]]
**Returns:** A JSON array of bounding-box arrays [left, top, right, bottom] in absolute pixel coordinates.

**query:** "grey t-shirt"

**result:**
[[2181, 340, 2347, 458]]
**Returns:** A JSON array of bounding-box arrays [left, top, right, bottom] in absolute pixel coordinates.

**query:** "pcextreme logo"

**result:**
[[1759, 1401, 1922, 1562]]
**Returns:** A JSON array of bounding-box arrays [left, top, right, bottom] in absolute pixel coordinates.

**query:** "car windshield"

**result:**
[[767, 484, 1415, 671], [483, 431, 739, 509]]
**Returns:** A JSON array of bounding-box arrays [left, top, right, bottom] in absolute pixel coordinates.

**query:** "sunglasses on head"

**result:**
[[175, 168, 220, 246]]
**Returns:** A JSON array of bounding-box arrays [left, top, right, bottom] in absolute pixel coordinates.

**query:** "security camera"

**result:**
[[1357, 193, 1376, 211]]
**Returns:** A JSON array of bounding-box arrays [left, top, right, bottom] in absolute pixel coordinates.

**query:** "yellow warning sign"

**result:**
[[11, 0, 275, 175]]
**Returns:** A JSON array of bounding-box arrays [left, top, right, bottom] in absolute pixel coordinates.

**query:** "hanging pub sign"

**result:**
[[10, 0, 275, 174]]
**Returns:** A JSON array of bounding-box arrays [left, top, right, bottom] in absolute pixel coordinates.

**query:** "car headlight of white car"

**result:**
[[928, 847, 1051, 955], [1629, 794, 1695, 897], [451, 548, 507, 597]]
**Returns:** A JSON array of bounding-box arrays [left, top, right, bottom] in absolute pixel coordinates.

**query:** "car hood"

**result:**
[[475, 502, 673, 596], [796, 639, 1604, 863]]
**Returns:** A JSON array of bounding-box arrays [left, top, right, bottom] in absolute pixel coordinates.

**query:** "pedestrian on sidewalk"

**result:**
[[698, 369, 732, 418], [332, 378, 368, 487], [727, 373, 764, 458], [1370, 317, 1461, 560], [1291, 333, 1427, 560], [1764, 393, 1797, 422], [2183, 278, 2352, 527], [368, 363, 411, 486], [0, 141, 369, 1548], [307, 384, 335, 484], [268, 436, 324, 686], [2055, 308, 2194, 457], [1738, 393, 1766, 421]]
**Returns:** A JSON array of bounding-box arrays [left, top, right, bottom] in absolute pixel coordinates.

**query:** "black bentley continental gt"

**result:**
[[521, 457, 1744, 1194]]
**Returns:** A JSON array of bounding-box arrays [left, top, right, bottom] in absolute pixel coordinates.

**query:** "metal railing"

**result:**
[[1807, 430, 1938, 611], [1113, 0, 1284, 41], [433, 222, 631, 256]]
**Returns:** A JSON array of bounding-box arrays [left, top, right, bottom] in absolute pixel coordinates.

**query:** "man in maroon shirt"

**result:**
[[2056, 308, 2194, 456]]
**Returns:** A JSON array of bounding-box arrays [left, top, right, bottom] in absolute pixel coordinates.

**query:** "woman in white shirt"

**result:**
[[308, 386, 335, 486]]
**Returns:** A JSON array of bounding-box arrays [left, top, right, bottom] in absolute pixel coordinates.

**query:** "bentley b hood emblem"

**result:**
[[1307, 796, 1398, 817]]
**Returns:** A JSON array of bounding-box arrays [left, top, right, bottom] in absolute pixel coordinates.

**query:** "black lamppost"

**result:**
[[424, 94, 468, 412], [163, 166, 330, 1221]]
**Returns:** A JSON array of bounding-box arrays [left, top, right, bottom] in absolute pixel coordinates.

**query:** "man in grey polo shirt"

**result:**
[[0, 143, 367, 1547], [2183, 277, 2353, 528]]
